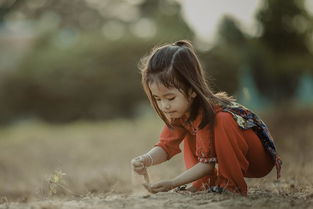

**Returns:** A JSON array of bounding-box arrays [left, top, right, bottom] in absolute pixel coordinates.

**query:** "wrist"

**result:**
[[142, 153, 153, 167], [170, 178, 179, 189]]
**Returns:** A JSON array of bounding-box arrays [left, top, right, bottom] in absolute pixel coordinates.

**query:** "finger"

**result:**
[[151, 186, 166, 193], [131, 158, 139, 165], [151, 183, 162, 189], [143, 183, 156, 194], [134, 164, 144, 170], [132, 156, 144, 162], [134, 169, 146, 175], [151, 182, 171, 192], [143, 183, 151, 192], [134, 167, 145, 173], [133, 162, 144, 168], [132, 160, 144, 167]]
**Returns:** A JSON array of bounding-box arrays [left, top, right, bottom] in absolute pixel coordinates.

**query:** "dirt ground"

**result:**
[[0, 107, 313, 209], [1, 183, 313, 209]]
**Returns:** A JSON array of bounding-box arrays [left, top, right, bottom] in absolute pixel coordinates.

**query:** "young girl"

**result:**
[[131, 40, 282, 196]]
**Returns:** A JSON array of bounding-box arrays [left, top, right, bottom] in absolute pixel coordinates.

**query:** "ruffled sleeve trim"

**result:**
[[198, 156, 217, 164]]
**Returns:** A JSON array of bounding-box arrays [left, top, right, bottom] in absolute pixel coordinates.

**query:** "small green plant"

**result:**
[[48, 169, 75, 196]]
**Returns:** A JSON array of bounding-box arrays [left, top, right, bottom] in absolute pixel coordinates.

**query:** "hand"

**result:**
[[186, 185, 197, 192], [174, 185, 197, 193], [131, 155, 148, 175], [144, 180, 174, 193]]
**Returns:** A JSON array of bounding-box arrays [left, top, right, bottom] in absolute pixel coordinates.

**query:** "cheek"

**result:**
[[184, 99, 193, 109], [176, 98, 188, 109], [156, 101, 162, 108]]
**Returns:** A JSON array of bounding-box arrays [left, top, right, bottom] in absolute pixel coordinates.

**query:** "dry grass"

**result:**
[[0, 113, 184, 201], [0, 105, 312, 208]]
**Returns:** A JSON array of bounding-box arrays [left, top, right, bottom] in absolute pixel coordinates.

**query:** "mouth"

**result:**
[[164, 111, 176, 114]]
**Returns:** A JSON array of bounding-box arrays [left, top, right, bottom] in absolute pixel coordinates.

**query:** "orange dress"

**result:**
[[155, 106, 275, 196]]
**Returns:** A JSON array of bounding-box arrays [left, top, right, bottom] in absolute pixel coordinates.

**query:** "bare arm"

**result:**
[[145, 146, 168, 166], [149, 162, 215, 193], [171, 162, 214, 188], [131, 146, 168, 175]]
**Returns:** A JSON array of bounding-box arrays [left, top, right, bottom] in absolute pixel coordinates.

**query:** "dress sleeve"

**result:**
[[155, 125, 187, 160], [196, 124, 217, 164]]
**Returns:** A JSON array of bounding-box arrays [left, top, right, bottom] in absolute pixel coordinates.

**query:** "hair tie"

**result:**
[[173, 40, 193, 49]]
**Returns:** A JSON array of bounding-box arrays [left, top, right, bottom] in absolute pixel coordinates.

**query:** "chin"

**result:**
[[170, 114, 182, 120], [166, 115, 178, 121], [165, 112, 183, 120]]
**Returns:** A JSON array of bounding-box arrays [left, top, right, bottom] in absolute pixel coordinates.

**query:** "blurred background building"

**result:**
[[0, 0, 313, 124]]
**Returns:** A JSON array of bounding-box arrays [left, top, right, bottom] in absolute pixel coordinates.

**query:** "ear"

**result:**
[[191, 91, 197, 98], [188, 89, 197, 98]]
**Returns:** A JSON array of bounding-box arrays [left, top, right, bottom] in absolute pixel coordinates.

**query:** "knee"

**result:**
[[245, 160, 274, 178]]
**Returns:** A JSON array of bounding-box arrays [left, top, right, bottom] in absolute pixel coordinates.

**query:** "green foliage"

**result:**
[[256, 0, 312, 54], [252, 0, 313, 100], [199, 47, 241, 95], [0, 0, 24, 21], [2, 0, 312, 123], [217, 16, 247, 47], [248, 43, 313, 100], [208, 1, 313, 102], [0, 34, 152, 123], [199, 17, 245, 95], [48, 170, 68, 195], [0, 0, 194, 124]]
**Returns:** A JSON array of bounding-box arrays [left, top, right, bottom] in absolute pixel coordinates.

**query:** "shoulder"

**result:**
[[215, 111, 232, 119], [214, 111, 234, 125], [193, 105, 231, 129], [160, 123, 186, 138]]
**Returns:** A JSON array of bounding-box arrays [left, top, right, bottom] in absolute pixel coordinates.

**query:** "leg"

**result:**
[[214, 112, 274, 195], [214, 112, 249, 195], [243, 129, 274, 178], [183, 136, 217, 190]]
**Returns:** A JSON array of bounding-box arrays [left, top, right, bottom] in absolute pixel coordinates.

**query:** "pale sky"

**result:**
[[180, 0, 313, 44], [180, 0, 263, 42]]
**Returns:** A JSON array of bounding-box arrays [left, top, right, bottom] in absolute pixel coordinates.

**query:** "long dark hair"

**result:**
[[138, 40, 234, 129]]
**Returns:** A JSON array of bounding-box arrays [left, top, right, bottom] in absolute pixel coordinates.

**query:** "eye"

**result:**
[[155, 98, 161, 101], [168, 97, 175, 101]]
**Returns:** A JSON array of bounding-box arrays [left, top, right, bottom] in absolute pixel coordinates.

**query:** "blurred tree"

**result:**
[[253, 0, 313, 101], [257, 0, 311, 54], [199, 16, 246, 95], [137, 0, 193, 41], [202, 7, 313, 104], [2, 0, 110, 31], [217, 15, 247, 47], [0, 0, 24, 22], [0, 0, 194, 124], [1, 38, 150, 122], [1, 0, 193, 38]]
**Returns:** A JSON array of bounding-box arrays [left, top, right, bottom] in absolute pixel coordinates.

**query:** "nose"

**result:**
[[161, 101, 170, 111]]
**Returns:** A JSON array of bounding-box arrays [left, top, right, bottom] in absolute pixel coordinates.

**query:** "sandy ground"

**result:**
[[1, 184, 313, 209], [0, 108, 313, 209]]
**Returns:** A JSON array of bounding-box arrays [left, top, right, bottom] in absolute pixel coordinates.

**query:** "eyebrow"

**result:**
[[152, 93, 175, 97]]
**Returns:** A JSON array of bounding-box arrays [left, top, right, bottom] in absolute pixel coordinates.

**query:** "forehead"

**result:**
[[149, 82, 181, 96]]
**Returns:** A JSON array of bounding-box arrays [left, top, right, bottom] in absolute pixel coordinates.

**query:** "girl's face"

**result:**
[[149, 82, 196, 120]]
